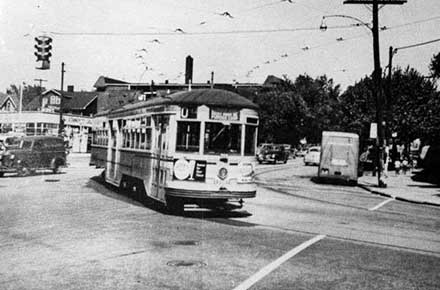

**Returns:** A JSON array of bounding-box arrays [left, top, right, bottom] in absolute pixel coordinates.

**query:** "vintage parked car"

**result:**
[[0, 136, 67, 177], [304, 146, 321, 166], [257, 144, 289, 164], [0, 133, 23, 148]]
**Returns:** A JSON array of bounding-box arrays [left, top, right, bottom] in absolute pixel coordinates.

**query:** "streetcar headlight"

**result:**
[[173, 158, 190, 180], [239, 163, 254, 177], [272, 154, 276, 158], [218, 167, 228, 180]]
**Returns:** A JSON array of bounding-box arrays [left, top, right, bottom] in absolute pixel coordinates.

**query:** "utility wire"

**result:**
[[49, 24, 359, 36], [396, 37, 440, 51], [47, 14, 440, 37]]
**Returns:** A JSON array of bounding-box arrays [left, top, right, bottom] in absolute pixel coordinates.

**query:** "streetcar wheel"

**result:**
[[166, 196, 184, 215]]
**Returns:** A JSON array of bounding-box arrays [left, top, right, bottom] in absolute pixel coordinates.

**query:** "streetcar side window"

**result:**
[[245, 125, 257, 156], [176, 121, 200, 152], [204, 122, 241, 155]]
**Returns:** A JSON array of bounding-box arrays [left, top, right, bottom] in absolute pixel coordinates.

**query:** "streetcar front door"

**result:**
[[106, 120, 121, 186], [151, 115, 169, 201]]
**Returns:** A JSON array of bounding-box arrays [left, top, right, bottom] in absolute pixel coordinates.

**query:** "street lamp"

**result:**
[[320, 14, 372, 32], [320, 11, 387, 187]]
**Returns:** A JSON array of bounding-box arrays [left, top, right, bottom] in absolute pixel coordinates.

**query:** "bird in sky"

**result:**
[[137, 48, 148, 53], [281, 53, 288, 58], [218, 12, 234, 18], [199, 21, 207, 25], [281, 0, 294, 3], [150, 39, 161, 44], [336, 37, 344, 42], [135, 55, 144, 59], [175, 28, 186, 33], [302, 46, 310, 51], [264, 61, 270, 64]]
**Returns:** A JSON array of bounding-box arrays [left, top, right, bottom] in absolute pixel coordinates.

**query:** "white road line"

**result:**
[[232, 234, 326, 290], [369, 198, 394, 211]]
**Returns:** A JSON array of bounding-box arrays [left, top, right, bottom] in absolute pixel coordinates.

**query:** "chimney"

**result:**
[[210, 71, 214, 89], [67, 85, 74, 92], [185, 55, 193, 84]]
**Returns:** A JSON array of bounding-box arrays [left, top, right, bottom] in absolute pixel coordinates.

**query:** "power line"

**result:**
[[46, 14, 440, 37], [49, 24, 359, 36], [396, 37, 440, 51]]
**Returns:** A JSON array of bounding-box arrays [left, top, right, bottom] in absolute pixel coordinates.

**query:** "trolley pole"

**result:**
[[58, 62, 65, 136]]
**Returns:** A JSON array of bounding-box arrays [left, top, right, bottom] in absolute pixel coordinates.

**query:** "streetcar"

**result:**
[[90, 88, 259, 213]]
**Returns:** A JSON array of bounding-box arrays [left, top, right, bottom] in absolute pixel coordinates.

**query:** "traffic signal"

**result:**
[[34, 36, 52, 70]]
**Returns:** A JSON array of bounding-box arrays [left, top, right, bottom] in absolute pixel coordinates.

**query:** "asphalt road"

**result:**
[[0, 154, 439, 290]]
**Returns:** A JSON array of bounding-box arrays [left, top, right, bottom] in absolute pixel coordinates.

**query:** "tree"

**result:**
[[387, 67, 440, 145], [6, 84, 44, 109], [339, 66, 440, 146], [253, 74, 342, 145], [338, 76, 376, 143], [292, 74, 342, 144], [253, 76, 309, 145], [429, 52, 440, 80]]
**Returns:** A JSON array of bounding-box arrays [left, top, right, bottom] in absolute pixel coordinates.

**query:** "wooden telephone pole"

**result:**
[[58, 62, 65, 136], [343, 0, 406, 187]]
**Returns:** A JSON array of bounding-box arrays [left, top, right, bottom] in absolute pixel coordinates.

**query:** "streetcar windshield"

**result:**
[[204, 122, 241, 155], [176, 121, 200, 152]]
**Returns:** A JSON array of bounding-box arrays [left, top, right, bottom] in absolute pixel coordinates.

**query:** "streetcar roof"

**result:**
[[108, 89, 258, 116]]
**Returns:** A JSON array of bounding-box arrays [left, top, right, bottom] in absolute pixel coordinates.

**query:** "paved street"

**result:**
[[0, 154, 439, 290]]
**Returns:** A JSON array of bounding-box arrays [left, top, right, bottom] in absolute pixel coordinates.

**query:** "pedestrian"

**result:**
[[0, 141, 6, 155], [401, 156, 409, 174], [394, 158, 401, 175]]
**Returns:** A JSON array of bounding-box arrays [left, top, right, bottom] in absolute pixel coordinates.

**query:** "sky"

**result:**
[[0, 0, 439, 92]]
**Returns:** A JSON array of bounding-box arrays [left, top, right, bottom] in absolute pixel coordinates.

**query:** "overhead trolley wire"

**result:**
[[396, 37, 440, 51]]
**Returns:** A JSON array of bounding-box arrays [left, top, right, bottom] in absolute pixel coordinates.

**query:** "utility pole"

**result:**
[[344, 0, 406, 188], [58, 62, 65, 136], [34, 78, 47, 95]]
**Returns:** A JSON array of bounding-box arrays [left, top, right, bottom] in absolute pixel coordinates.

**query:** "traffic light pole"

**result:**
[[58, 62, 65, 136]]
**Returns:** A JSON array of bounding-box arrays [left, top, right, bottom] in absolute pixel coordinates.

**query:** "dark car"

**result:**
[[0, 136, 67, 177], [257, 144, 289, 164]]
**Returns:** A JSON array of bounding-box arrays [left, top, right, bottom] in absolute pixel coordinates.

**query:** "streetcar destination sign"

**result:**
[[209, 107, 240, 121]]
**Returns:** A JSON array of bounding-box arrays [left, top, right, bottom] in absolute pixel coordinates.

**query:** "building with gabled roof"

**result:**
[[0, 92, 19, 112]]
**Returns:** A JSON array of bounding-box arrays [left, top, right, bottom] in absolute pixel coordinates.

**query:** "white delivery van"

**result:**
[[318, 131, 359, 184]]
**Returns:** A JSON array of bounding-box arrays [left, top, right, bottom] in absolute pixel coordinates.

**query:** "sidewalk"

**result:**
[[358, 170, 440, 206]]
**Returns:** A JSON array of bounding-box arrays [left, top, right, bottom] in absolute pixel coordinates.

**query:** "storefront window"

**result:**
[[26, 123, 35, 136]]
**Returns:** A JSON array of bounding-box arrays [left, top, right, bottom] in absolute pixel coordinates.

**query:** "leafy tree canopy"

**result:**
[[6, 84, 44, 109]]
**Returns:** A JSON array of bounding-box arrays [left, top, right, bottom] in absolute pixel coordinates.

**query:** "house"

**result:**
[[25, 87, 98, 116], [0, 92, 19, 112]]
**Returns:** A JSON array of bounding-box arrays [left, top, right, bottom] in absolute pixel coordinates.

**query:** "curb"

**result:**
[[357, 183, 440, 207]]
